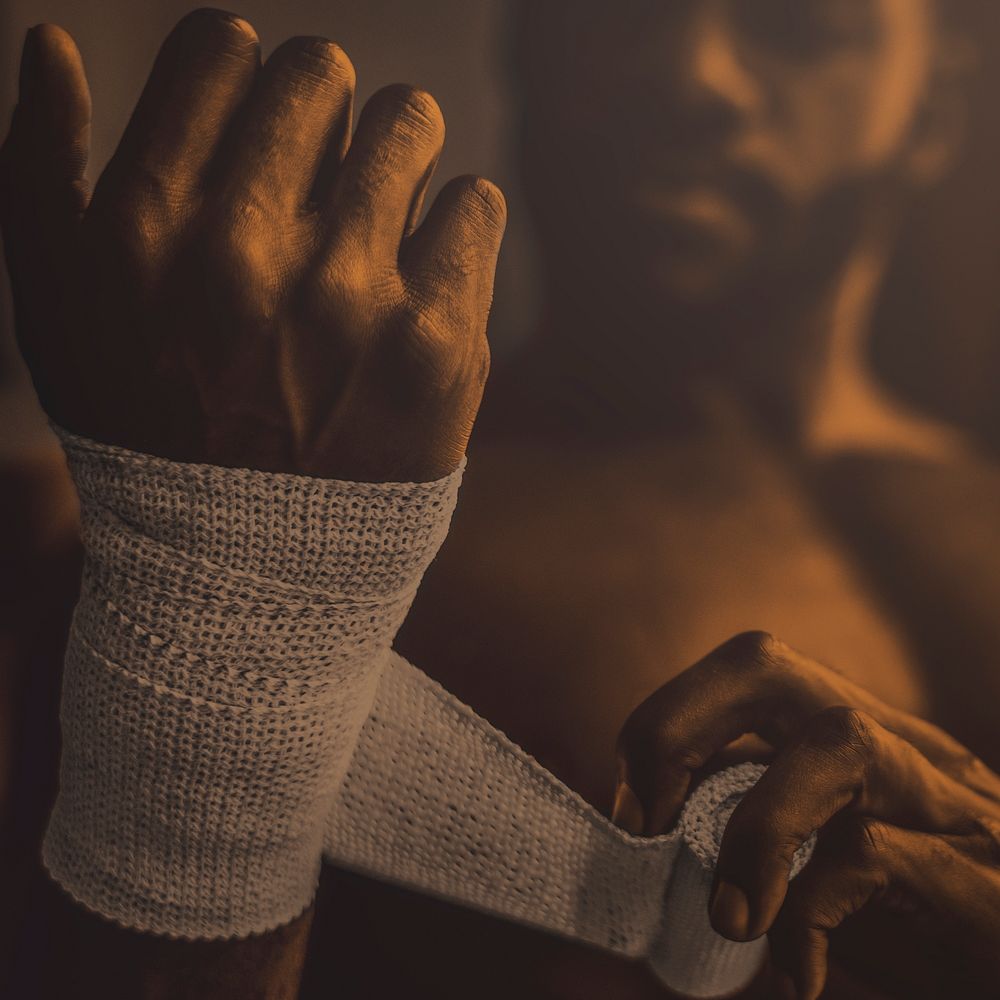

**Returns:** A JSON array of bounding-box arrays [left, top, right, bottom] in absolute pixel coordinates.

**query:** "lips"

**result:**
[[631, 181, 742, 227], [624, 177, 757, 260]]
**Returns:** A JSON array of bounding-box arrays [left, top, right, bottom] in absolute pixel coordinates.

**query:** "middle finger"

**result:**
[[711, 706, 986, 943]]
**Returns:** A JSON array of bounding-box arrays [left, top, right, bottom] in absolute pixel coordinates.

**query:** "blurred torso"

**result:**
[[307, 381, 996, 1000]]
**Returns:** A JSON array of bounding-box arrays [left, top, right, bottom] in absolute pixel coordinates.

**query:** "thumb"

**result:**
[[1, 25, 92, 421], [2, 24, 92, 224]]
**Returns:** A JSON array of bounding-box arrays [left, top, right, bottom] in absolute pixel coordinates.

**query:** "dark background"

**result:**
[[4, 0, 1000, 453]]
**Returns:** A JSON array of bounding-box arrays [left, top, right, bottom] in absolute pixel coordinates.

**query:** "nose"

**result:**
[[637, 1, 764, 123]]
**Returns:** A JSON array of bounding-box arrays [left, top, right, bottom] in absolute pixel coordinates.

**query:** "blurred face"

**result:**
[[520, 0, 943, 308]]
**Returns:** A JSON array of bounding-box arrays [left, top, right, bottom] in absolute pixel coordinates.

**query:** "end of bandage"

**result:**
[[646, 764, 815, 998]]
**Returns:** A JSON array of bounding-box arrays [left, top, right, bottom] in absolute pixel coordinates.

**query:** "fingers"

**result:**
[[616, 631, 837, 834], [100, 9, 258, 202], [324, 84, 447, 263], [769, 820, 997, 1000], [403, 149, 442, 238], [768, 817, 893, 1000], [710, 707, 983, 943], [1, 24, 91, 215], [217, 36, 355, 214], [0, 24, 91, 405], [612, 629, 1000, 997], [614, 630, 990, 836], [403, 174, 507, 323]]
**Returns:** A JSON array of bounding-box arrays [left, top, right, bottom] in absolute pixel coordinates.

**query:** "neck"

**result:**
[[491, 192, 965, 459], [496, 225, 873, 443], [797, 212, 966, 461]]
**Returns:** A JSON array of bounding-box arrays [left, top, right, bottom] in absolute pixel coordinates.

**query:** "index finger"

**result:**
[[711, 706, 985, 942], [614, 630, 983, 835]]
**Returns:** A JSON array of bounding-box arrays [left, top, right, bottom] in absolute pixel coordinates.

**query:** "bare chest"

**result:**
[[398, 436, 925, 805]]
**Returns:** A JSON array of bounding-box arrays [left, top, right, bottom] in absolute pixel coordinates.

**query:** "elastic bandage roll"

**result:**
[[45, 430, 812, 997]]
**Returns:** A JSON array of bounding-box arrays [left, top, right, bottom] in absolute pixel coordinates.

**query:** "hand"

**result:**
[[614, 631, 1000, 1000], [0, 11, 506, 481]]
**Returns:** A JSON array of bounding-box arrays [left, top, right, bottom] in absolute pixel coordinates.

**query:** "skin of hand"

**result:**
[[613, 630, 1000, 1000], [0, 9, 506, 484], [0, 9, 505, 998]]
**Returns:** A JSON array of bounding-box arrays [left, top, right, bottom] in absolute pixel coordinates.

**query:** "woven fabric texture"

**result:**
[[328, 660, 790, 994], [43, 429, 462, 938], [44, 430, 812, 997]]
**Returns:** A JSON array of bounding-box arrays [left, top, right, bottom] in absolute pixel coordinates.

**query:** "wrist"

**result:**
[[43, 428, 463, 938]]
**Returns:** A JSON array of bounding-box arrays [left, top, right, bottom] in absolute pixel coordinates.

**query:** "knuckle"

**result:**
[[714, 630, 784, 675], [176, 8, 259, 48], [473, 338, 491, 388], [668, 742, 707, 773], [849, 817, 891, 867], [644, 735, 703, 776], [619, 704, 704, 773], [99, 158, 194, 230], [323, 257, 364, 301], [90, 188, 164, 274], [457, 176, 507, 233], [217, 193, 271, 242], [126, 169, 188, 210], [322, 256, 395, 314], [202, 208, 279, 303], [384, 305, 462, 394], [276, 37, 355, 89], [465, 335, 491, 389], [971, 815, 1000, 866], [376, 84, 445, 145], [810, 706, 876, 758]]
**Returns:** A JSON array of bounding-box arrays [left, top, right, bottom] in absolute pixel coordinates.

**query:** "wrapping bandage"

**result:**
[[43, 429, 462, 938], [329, 671, 814, 998], [44, 430, 812, 997]]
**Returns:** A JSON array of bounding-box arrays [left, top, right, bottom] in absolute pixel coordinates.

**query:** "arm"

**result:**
[[0, 10, 505, 997]]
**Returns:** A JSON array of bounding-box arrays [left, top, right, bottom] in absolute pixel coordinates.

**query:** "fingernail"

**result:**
[[611, 781, 645, 835], [709, 880, 751, 941], [773, 970, 799, 1000]]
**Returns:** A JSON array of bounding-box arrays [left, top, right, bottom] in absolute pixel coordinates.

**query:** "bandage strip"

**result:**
[[44, 431, 811, 997], [43, 429, 462, 939], [326, 653, 680, 955], [327, 665, 794, 997]]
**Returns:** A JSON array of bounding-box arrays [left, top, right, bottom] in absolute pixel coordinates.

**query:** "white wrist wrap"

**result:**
[[45, 431, 812, 997], [43, 429, 461, 938]]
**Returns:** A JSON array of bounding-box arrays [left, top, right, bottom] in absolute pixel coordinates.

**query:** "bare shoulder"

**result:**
[[813, 440, 1000, 764]]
